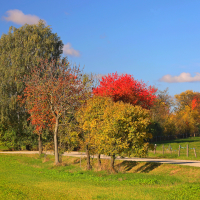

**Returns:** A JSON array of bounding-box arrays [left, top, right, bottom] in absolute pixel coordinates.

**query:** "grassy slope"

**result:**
[[0, 154, 200, 200], [148, 137, 200, 160]]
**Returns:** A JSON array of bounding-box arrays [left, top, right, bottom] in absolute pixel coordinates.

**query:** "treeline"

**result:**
[[0, 20, 200, 170], [149, 89, 200, 141]]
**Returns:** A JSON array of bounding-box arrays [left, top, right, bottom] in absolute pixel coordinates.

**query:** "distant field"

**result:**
[[0, 153, 200, 199], [148, 137, 200, 160]]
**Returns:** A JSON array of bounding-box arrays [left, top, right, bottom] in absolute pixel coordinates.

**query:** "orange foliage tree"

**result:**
[[192, 94, 200, 110], [174, 91, 200, 136], [191, 94, 200, 134], [22, 59, 89, 164]]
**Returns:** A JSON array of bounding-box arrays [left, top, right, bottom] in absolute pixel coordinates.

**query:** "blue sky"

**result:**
[[1, 0, 200, 97]]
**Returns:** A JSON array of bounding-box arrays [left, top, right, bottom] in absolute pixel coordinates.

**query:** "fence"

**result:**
[[151, 143, 200, 158]]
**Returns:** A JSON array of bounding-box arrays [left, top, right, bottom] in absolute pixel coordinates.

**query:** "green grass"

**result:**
[[148, 137, 200, 160], [0, 153, 200, 199]]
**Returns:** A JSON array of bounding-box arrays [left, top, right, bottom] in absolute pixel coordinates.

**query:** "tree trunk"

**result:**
[[54, 117, 59, 165], [97, 153, 101, 169], [110, 154, 115, 171], [86, 144, 91, 170], [38, 134, 42, 155]]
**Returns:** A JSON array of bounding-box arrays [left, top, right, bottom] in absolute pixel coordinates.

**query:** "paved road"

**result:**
[[1, 151, 200, 167]]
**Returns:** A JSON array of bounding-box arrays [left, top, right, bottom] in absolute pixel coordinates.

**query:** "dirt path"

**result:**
[[1, 151, 200, 167]]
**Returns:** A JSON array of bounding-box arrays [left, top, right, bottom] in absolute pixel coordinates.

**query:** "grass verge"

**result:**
[[0, 153, 200, 199]]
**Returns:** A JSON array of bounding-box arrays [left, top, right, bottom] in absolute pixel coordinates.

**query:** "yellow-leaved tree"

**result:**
[[174, 90, 200, 137], [76, 96, 152, 171], [100, 101, 151, 170], [75, 96, 113, 170]]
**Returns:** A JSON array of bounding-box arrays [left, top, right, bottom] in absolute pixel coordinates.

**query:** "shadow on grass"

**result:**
[[135, 162, 161, 173], [116, 161, 137, 171], [116, 161, 162, 173]]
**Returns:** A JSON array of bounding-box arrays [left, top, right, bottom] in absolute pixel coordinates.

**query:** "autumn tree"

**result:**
[[190, 93, 200, 135], [88, 73, 156, 169], [0, 20, 63, 149], [149, 88, 175, 138], [101, 101, 151, 170], [75, 96, 113, 170], [76, 96, 151, 171], [93, 72, 157, 109], [174, 90, 200, 136], [174, 90, 197, 111], [19, 96, 55, 154], [150, 88, 173, 121], [23, 59, 89, 164], [191, 93, 200, 111], [148, 89, 200, 139], [56, 73, 99, 157]]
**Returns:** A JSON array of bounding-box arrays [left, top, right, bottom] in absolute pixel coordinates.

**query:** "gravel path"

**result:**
[[1, 151, 200, 167]]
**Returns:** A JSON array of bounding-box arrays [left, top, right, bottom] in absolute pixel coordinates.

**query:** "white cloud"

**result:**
[[3, 9, 43, 25], [63, 43, 80, 57], [160, 72, 200, 83]]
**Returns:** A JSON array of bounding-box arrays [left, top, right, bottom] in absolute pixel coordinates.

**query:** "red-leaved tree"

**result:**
[[22, 59, 89, 164], [192, 95, 200, 110], [27, 101, 55, 155], [93, 72, 157, 109]]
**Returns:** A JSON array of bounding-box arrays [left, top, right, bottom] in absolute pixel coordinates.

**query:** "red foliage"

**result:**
[[25, 92, 55, 134], [93, 72, 157, 109], [20, 59, 86, 135], [192, 95, 200, 110]]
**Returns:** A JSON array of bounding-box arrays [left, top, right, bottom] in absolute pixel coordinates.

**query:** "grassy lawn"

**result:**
[[0, 153, 200, 199], [148, 137, 200, 160]]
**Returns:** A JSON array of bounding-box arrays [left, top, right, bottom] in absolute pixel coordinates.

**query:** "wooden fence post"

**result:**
[[186, 144, 189, 157], [154, 144, 157, 154], [169, 145, 172, 154], [194, 148, 197, 158], [178, 145, 181, 156]]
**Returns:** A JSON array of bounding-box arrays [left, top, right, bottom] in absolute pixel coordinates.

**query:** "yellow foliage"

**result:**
[[76, 96, 151, 157]]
